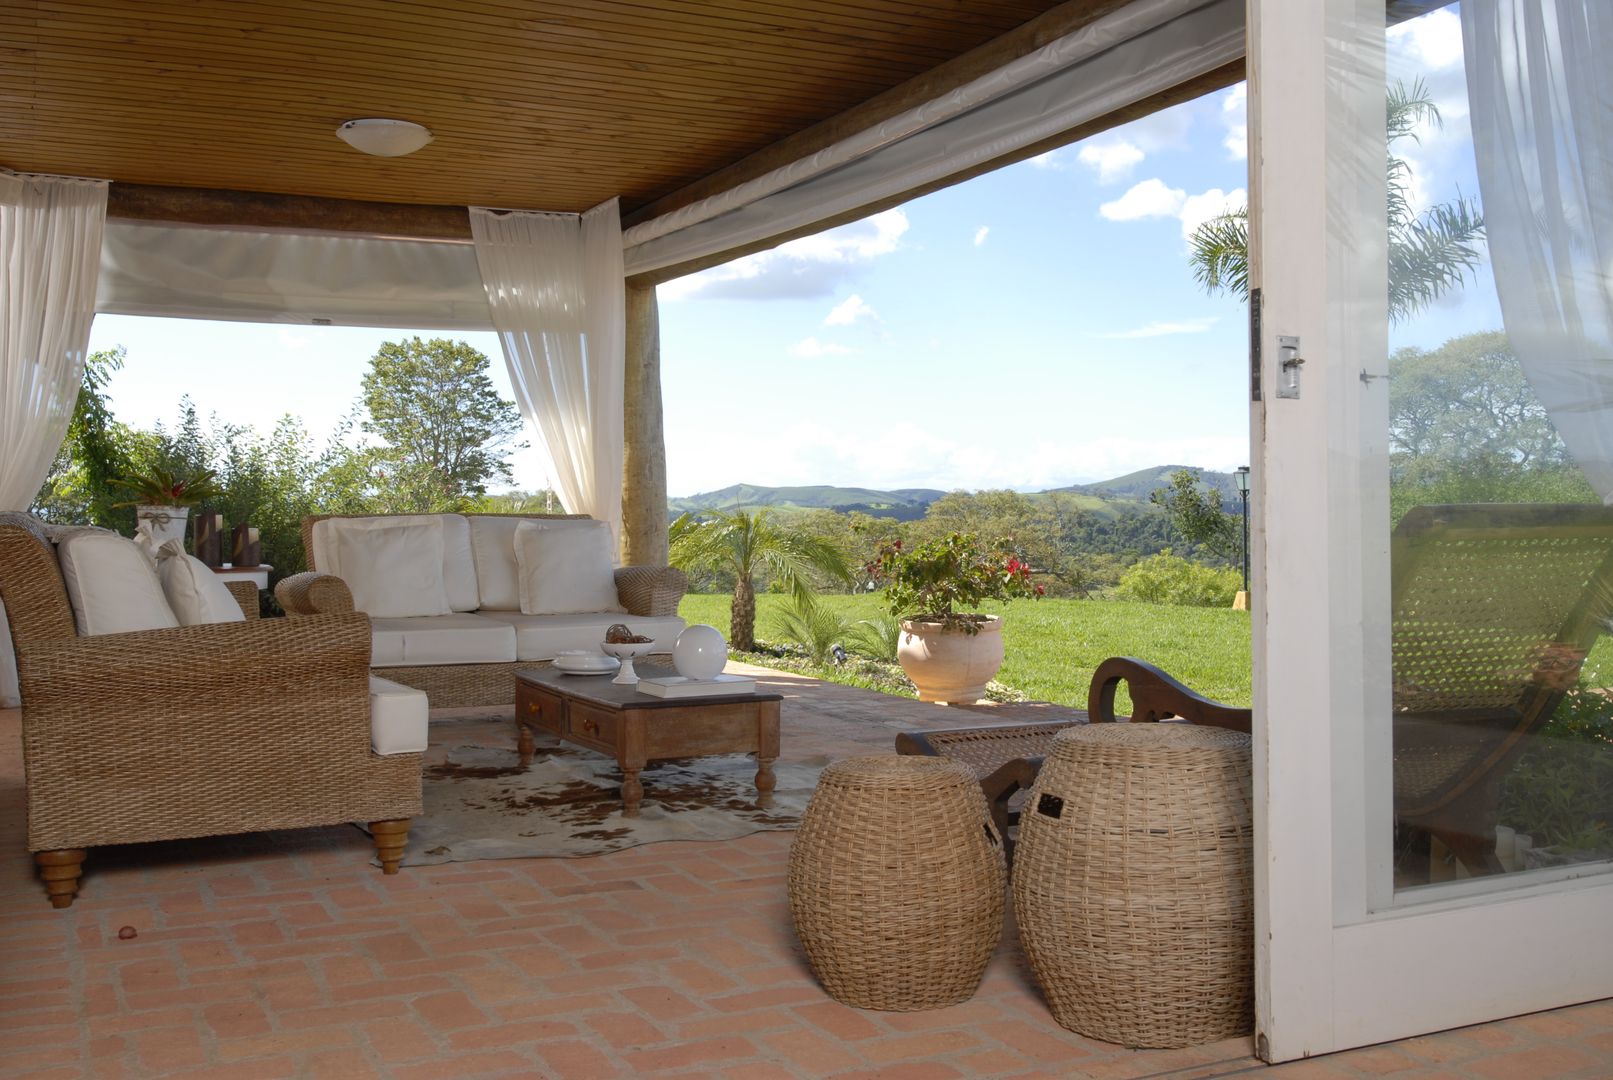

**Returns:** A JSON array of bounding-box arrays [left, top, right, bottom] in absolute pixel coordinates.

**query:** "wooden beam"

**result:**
[[628, 58, 1246, 287], [621, 283, 669, 568], [107, 183, 472, 239], [621, 0, 1130, 229]]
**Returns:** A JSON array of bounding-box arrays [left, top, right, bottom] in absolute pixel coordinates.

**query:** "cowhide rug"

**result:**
[[380, 732, 827, 867]]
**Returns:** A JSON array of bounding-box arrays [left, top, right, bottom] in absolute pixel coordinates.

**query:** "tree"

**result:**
[[668, 508, 852, 652], [33, 347, 143, 528], [1149, 469, 1238, 561], [360, 337, 524, 509], [1189, 79, 1485, 324]]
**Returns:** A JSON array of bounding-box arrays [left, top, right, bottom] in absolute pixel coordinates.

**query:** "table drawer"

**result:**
[[518, 684, 567, 737], [566, 703, 619, 748]]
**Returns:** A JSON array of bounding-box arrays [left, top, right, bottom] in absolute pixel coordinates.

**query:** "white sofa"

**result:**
[[275, 513, 687, 708]]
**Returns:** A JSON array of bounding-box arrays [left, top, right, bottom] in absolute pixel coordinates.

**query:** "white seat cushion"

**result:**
[[514, 519, 623, 615], [477, 610, 684, 661], [369, 676, 429, 755], [156, 543, 248, 626], [313, 514, 479, 612], [335, 520, 452, 619], [56, 531, 179, 636], [369, 613, 517, 666], [468, 515, 598, 611]]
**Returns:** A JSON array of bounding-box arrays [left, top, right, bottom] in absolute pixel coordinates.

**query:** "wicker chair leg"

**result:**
[[36, 849, 87, 909], [370, 820, 411, 874]]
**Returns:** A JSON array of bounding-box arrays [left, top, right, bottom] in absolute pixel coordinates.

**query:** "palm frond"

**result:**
[[1187, 210, 1250, 297], [1388, 194, 1486, 322]]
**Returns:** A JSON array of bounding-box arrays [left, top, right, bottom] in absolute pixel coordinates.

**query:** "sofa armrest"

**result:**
[[17, 612, 373, 704], [274, 571, 355, 616], [614, 565, 688, 617], [225, 579, 261, 619]]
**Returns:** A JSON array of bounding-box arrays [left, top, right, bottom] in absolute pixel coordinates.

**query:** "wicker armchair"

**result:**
[[0, 522, 421, 908]]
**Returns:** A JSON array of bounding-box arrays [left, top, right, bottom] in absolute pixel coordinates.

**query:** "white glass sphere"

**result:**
[[673, 624, 728, 680]]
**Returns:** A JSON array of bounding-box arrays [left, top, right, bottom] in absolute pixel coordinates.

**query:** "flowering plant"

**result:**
[[867, 532, 1043, 633], [112, 466, 221, 507]]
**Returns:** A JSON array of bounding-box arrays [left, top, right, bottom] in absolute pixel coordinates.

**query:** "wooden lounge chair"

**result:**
[[897, 503, 1613, 877]]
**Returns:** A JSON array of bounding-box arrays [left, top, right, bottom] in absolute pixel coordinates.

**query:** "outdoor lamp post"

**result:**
[[1234, 466, 1251, 595]]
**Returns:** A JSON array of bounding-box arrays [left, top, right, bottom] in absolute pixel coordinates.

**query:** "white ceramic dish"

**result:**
[[553, 651, 620, 675]]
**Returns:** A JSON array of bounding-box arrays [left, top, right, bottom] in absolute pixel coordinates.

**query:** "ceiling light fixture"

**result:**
[[335, 118, 434, 157]]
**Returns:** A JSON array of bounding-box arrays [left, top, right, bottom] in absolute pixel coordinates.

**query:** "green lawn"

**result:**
[[677, 593, 1253, 709]]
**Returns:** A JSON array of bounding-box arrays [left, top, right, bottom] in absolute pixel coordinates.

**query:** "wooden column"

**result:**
[[622, 282, 669, 567]]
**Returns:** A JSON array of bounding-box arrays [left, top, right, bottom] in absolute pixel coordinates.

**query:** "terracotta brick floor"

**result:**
[[3, 663, 1610, 1079]]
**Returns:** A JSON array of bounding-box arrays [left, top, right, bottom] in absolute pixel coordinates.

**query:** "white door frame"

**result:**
[[1250, 0, 1613, 1061]]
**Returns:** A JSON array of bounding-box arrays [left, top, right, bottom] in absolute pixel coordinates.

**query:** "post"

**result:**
[[622, 282, 669, 567], [1235, 465, 1251, 610]]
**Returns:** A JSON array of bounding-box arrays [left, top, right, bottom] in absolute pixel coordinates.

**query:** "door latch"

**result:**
[[1276, 335, 1303, 399]]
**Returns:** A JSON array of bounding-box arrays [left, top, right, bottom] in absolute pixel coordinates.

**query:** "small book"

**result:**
[[637, 674, 757, 698]]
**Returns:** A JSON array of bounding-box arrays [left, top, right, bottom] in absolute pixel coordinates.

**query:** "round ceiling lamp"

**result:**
[[335, 118, 434, 157]]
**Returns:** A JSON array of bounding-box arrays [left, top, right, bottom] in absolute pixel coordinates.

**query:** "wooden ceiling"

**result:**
[[4, 0, 1092, 218]]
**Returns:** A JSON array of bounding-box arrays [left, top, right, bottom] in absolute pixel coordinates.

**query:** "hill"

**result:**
[[1052, 465, 1242, 510], [668, 483, 945, 521]]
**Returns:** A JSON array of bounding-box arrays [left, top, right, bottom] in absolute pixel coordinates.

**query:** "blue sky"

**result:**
[[87, 7, 1490, 499]]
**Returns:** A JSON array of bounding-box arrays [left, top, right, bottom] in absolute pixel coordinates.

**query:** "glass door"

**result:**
[[1251, 0, 1613, 1060]]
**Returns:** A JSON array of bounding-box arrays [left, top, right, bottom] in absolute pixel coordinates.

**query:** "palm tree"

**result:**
[[1189, 79, 1485, 324], [669, 508, 852, 651]]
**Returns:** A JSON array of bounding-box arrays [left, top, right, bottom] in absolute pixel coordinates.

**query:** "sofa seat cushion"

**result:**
[[369, 613, 518, 666], [477, 610, 685, 662], [369, 676, 429, 755]]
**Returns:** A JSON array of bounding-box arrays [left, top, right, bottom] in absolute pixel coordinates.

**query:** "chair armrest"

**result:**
[[615, 565, 688, 617], [274, 571, 355, 616], [17, 612, 372, 704], [1087, 656, 1252, 732], [225, 579, 261, 619]]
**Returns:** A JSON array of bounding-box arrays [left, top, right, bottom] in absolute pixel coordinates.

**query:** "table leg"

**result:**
[[516, 717, 536, 768], [755, 756, 777, 808], [621, 768, 644, 817]]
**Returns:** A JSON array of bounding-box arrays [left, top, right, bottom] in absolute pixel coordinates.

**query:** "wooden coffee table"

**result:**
[[514, 662, 783, 816]]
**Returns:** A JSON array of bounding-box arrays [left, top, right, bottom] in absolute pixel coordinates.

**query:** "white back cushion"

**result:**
[[56, 532, 180, 636], [312, 514, 477, 612], [334, 521, 452, 618], [514, 519, 623, 615], [468, 515, 595, 610], [156, 543, 249, 625]]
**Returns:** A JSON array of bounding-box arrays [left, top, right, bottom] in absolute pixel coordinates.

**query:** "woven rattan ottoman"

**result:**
[[1012, 723, 1254, 1048], [788, 755, 1006, 1011]]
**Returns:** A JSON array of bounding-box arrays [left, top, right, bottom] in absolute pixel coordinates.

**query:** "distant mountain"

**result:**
[[1054, 465, 1243, 510], [668, 483, 945, 521]]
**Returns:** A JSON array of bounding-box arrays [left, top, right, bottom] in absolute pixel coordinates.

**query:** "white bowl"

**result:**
[[553, 650, 619, 674], [600, 640, 656, 661]]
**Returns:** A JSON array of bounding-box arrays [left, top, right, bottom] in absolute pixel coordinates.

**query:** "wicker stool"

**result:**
[[789, 755, 1006, 1011], [1011, 724, 1253, 1048]]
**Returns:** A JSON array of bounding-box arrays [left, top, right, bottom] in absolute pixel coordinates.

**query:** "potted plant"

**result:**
[[113, 466, 221, 549], [868, 533, 1043, 703]]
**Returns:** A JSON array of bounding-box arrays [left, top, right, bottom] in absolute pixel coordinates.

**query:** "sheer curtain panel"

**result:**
[[1464, 0, 1613, 498], [1, 171, 107, 708], [470, 201, 626, 544], [1, 170, 108, 510]]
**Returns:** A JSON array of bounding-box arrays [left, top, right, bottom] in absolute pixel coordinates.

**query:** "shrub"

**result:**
[[766, 592, 851, 666], [1114, 550, 1241, 607]]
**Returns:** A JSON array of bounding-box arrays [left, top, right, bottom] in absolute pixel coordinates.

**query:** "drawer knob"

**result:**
[[581, 718, 597, 734], [528, 701, 540, 715]]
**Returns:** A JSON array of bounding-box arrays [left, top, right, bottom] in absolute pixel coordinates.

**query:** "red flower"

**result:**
[[1035, 584, 1046, 596], [1005, 557, 1021, 574]]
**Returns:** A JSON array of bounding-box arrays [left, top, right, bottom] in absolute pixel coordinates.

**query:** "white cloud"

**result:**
[[1027, 149, 1067, 170], [973, 226, 989, 247], [1178, 187, 1246, 241], [660, 209, 910, 301], [1222, 84, 1247, 161], [1099, 178, 1186, 221], [789, 337, 853, 358], [824, 294, 877, 327], [1387, 8, 1463, 71], [1077, 140, 1145, 183], [1096, 317, 1220, 339]]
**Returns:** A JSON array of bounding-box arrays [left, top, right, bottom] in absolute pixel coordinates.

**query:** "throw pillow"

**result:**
[[314, 514, 478, 612], [155, 541, 249, 626], [514, 519, 623, 615], [334, 520, 453, 618], [55, 531, 180, 636]]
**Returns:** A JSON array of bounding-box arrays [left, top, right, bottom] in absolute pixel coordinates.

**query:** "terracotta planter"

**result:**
[[134, 505, 190, 550], [897, 615, 1004, 704]]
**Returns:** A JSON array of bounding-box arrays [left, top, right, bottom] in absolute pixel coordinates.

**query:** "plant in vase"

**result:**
[[868, 533, 1043, 703], [112, 466, 222, 550]]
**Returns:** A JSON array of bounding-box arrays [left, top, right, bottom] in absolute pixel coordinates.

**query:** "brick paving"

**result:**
[[2, 662, 1610, 1078]]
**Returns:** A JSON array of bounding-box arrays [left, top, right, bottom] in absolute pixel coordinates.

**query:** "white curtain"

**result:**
[[1, 170, 108, 509], [1463, 1, 1613, 499], [470, 201, 625, 544], [1, 170, 108, 708]]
